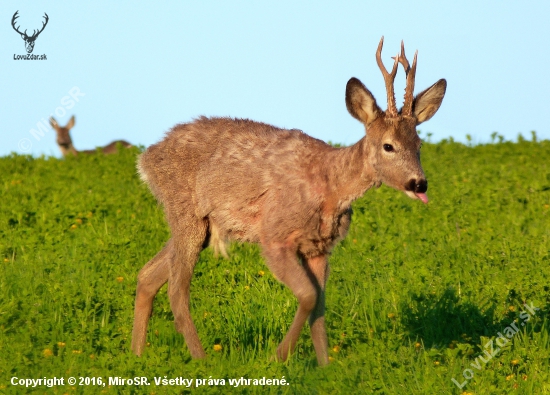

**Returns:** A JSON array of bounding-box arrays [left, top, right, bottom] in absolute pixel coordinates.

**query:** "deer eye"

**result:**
[[383, 144, 394, 152]]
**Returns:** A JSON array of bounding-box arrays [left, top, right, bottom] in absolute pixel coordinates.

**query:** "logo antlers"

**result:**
[[11, 11, 49, 54]]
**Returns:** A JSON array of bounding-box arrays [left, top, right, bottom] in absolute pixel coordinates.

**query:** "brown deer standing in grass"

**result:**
[[132, 37, 446, 366], [49, 116, 132, 156]]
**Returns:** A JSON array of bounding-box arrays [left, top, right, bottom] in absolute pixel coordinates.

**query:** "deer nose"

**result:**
[[406, 179, 428, 193], [416, 179, 428, 193]]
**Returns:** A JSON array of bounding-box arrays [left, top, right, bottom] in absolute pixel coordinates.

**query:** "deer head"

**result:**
[[12, 11, 49, 53], [50, 116, 77, 156], [346, 37, 446, 203]]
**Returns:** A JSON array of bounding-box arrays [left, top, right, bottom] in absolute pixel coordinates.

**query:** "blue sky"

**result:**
[[1, 1, 549, 157]]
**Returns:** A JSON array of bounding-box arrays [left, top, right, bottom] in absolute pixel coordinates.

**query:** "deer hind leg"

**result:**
[[304, 255, 330, 366], [131, 239, 173, 356], [263, 244, 318, 363], [168, 215, 208, 359]]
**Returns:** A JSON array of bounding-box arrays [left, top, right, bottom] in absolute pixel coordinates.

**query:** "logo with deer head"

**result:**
[[11, 11, 49, 54]]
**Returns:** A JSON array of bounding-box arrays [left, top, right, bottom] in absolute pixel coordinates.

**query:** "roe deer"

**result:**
[[132, 37, 446, 365], [49, 115, 132, 156]]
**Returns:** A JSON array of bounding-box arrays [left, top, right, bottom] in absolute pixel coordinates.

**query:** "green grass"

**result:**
[[0, 139, 549, 394]]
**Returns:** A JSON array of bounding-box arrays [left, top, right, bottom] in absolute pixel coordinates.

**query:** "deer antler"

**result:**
[[30, 13, 49, 39], [11, 11, 24, 36], [11, 11, 49, 39], [376, 36, 400, 118], [392, 40, 417, 117]]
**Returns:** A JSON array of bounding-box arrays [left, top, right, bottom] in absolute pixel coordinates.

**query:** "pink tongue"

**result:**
[[416, 193, 429, 204]]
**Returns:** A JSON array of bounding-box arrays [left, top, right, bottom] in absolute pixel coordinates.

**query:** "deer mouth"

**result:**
[[415, 192, 429, 204], [405, 190, 429, 204]]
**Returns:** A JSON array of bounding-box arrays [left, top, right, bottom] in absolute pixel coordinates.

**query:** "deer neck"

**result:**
[[323, 137, 377, 210], [59, 144, 78, 157]]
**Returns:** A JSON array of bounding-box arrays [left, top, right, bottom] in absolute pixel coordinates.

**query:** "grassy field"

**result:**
[[0, 137, 549, 394]]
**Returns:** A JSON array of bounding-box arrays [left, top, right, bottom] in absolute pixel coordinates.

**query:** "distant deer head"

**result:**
[[345, 37, 446, 203], [50, 116, 77, 156], [11, 11, 49, 54], [50, 115, 132, 156], [132, 37, 446, 366]]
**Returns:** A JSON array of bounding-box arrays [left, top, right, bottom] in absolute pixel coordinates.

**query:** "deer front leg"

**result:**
[[263, 244, 318, 362], [304, 255, 330, 366], [132, 239, 172, 356]]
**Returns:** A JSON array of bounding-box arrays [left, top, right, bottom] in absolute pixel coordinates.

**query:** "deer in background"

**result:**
[[132, 37, 446, 366], [50, 116, 132, 156]]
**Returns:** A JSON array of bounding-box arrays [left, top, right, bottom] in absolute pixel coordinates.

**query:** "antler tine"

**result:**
[[394, 40, 418, 116], [392, 41, 410, 72], [375, 36, 399, 117], [11, 11, 24, 35], [41, 13, 49, 31]]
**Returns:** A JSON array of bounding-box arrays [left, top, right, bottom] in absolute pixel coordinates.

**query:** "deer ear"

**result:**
[[413, 79, 446, 124], [67, 115, 75, 129], [346, 78, 382, 125], [49, 117, 58, 128]]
